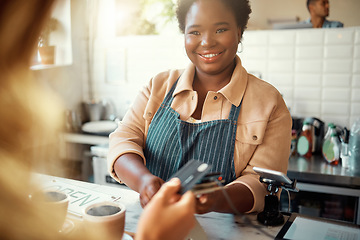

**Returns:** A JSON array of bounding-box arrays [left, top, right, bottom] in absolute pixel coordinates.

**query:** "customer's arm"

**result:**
[[136, 178, 196, 240]]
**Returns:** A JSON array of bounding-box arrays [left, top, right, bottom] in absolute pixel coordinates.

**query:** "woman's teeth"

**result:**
[[201, 53, 219, 58]]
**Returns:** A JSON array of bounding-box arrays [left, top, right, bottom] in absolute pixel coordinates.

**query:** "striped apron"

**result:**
[[144, 79, 242, 184]]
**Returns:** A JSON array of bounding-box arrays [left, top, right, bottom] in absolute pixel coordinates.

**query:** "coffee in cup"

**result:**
[[82, 201, 126, 239]]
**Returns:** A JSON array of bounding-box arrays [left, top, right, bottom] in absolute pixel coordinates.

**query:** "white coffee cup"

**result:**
[[30, 190, 69, 231], [82, 201, 126, 239]]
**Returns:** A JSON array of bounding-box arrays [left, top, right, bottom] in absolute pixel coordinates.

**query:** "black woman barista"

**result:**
[[108, 0, 292, 215]]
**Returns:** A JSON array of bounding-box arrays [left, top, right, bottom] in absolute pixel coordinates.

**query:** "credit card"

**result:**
[[198, 172, 223, 183], [170, 159, 211, 195], [192, 172, 225, 195]]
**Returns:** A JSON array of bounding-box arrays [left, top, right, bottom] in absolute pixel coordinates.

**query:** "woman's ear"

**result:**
[[237, 27, 242, 43]]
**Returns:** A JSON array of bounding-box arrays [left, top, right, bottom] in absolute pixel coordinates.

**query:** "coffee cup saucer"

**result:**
[[59, 219, 75, 235]]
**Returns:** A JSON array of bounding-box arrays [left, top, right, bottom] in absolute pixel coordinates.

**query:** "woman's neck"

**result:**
[[193, 58, 236, 92]]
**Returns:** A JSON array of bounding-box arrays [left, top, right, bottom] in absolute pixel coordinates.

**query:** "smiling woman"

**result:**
[[108, 0, 292, 216]]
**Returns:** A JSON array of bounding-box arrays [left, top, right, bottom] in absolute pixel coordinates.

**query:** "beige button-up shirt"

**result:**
[[108, 56, 292, 213]]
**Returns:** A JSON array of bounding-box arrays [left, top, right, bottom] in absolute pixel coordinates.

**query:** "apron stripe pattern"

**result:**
[[144, 78, 242, 184]]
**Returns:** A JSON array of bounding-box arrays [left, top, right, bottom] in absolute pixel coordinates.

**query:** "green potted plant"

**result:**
[[38, 17, 58, 64]]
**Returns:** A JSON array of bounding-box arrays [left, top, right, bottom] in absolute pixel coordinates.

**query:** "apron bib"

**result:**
[[144, 79, 242, 184]]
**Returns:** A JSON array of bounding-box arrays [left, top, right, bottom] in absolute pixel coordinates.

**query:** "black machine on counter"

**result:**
[[253, 167, 299, 226]]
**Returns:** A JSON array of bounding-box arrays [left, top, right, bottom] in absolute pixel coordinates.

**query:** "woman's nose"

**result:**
[[201, 33, 215, 47]]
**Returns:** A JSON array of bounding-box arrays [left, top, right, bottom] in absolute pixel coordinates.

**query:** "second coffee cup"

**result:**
[[82, 201, 126, 239]]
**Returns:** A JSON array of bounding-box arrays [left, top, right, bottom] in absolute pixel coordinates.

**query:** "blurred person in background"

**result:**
[[305, 0, 343, 28], [0, 0, 195, 239]]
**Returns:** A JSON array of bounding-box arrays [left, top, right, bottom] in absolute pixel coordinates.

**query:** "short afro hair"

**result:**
[[176, 0, 251, 38]]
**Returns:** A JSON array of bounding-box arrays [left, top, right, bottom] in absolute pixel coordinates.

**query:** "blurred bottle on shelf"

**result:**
[[349, 118, 360, 170], [303, 117, 325, 154], [324, 123, 336, 139], [340, 127, 350, 168], [297, 121, 313, 158], [322, 123, 341, 165], [322, 133, 341, 165]]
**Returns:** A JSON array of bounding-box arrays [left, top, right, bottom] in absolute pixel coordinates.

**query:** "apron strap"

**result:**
[[162, 78, 180, 107], [228, 99, 242, 122]]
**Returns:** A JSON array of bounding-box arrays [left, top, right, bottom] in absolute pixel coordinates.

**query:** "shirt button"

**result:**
[[192, 96, 194, 100], [252, 135, 258, 141], [214, 96, 218, 100], [147, 112, 152, 117]]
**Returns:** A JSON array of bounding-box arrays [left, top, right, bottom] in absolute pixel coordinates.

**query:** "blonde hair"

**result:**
[[0, 1, 98, 239]]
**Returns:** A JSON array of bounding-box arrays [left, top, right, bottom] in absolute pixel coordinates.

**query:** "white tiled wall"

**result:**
[[240, 27, 360, 128], [92, 27, 360, 129]]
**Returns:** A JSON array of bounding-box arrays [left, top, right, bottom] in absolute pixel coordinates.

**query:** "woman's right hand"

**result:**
[[139, 173, 165, 207]]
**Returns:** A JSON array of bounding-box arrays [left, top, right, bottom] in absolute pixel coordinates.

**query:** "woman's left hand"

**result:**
[[195, 183, 254, 214], [195, 190, 221, 214]]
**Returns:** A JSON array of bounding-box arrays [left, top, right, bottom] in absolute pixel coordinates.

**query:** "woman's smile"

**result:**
[[197, 51, 223, 62]]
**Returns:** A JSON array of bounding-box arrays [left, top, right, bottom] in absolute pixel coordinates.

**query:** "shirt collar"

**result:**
[[173, 55, 248, 107], [306, 18, 332, 27]]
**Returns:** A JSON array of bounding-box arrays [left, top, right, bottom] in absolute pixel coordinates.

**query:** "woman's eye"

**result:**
[[189, 31, 200, 35], [216, 29, 227, 34]]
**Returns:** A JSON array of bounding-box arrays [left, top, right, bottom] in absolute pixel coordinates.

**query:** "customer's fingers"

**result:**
[[157, 178, 181, 197], [179, 191, 196, 211], [139, 193, 150, 208], [152, 178, 182, 204]]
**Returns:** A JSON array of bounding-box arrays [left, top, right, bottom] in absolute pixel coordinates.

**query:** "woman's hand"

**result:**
[[138, 173, 165, 207], [136, 178, 196, 240], [195, 183, 254, 214], [195, 190, 221, 214]]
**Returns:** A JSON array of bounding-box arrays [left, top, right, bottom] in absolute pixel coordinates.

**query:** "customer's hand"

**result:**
[[136, 178, 196, 240], [139, 173, 164, 207]]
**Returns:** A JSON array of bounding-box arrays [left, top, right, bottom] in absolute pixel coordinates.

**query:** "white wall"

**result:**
[[240, 27, 360, 128], [91, 27, 360, 129]]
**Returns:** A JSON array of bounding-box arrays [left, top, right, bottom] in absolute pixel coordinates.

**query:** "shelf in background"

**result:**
[[30, 64, 72, 71], [61, 133, 109, 146], [31, 0, 72, 70]]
